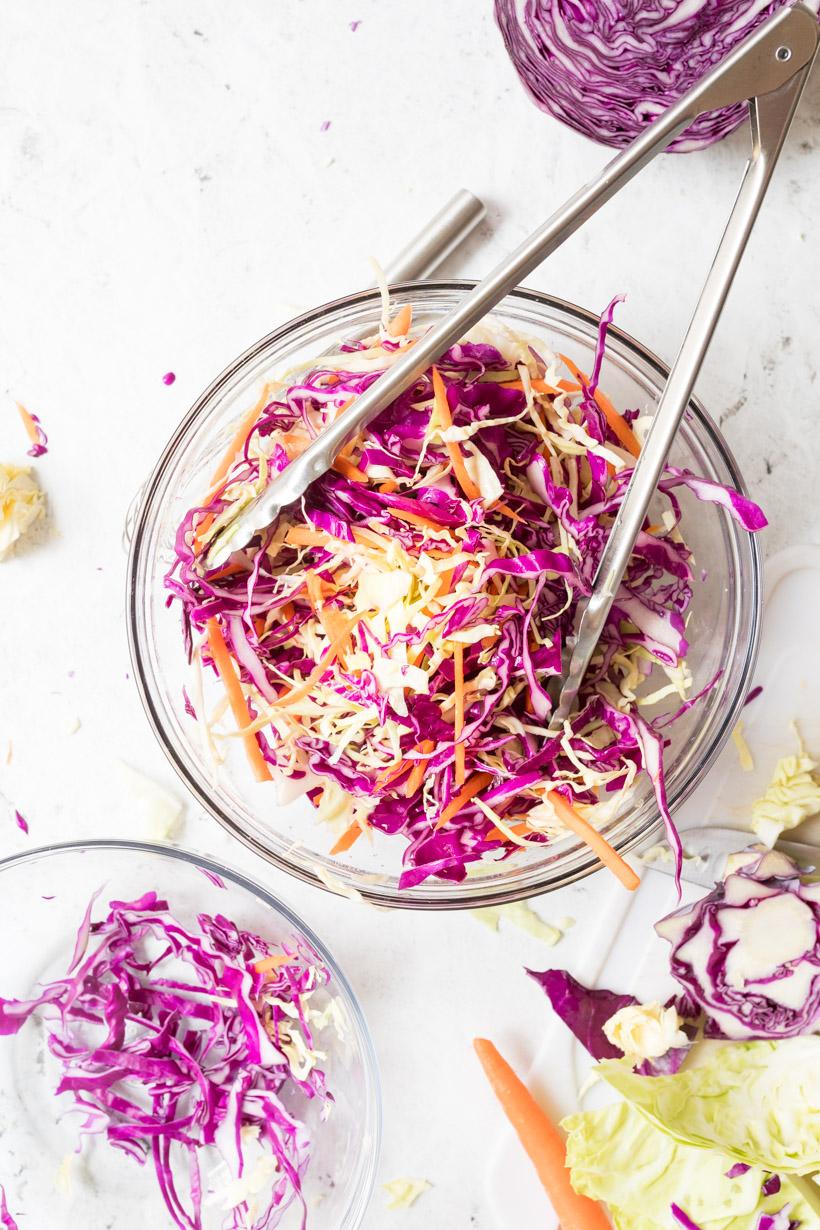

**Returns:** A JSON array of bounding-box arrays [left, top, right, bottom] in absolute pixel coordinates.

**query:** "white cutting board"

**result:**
[[485, 544, 820, 1229]]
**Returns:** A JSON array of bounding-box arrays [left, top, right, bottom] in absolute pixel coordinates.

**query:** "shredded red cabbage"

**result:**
[[494, 1, 807, 152], [167, 301, 764, 889], [0, 893, 332, 1229]]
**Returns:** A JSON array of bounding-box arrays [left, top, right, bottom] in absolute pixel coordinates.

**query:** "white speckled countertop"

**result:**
[[1, 2, 819, 1226]]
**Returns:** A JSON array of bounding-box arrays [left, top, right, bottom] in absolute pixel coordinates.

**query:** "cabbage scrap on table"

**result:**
[[0, 893, 334, 1230], [494, 0, 812, 153], [168, 299, 764, 890]]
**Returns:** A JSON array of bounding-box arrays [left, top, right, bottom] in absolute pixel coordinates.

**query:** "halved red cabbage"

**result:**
[[656, 848, 820, 1039], [0, 892, 332, 1229], [494, 0, 801, 152]]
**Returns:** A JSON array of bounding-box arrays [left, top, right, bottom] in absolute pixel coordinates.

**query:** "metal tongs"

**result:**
[[209, 3, 818, 724]]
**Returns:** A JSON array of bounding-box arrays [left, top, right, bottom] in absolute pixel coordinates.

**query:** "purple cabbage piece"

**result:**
[[527, 968, 633, 1059], [494, 1, 806, 153], [656, 848, 820, 1039], [0, 891, 331, 1230], [726, 1163, 752, 1179], [528, 969, 691, 1074]]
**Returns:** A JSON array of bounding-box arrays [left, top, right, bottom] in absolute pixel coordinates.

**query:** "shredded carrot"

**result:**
[[387, 303, 413, 337], [330, 821, 364, 856], [405, 740, 435, 798], [253, 954, 290, 974], [491, 499, 525, 525], [208, 562, 248, 583], [559, 354, 641, 458], [274, 615, 364, 708], [305, 573, 349, 659], [486, 820, 534, 842], [431, 367, 482, 502], [376, 758, 412, 790], [205, 618, 272, 782], [378, 480, 398, 494], [435, 567, 457, 598], [547, 789, 640, 891], [15, 403, 42, 447], [435, 772, 493, 830], [388, 505, 450, 533], [207, 384, 274, 495], [473, 1039, 612, 1230], [331, 456, 369, 484], [453, 644, 466, 788]]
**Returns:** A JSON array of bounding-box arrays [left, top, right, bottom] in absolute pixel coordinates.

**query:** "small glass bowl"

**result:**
[[0, 840, 380, 1228], [127, 283, 761, 908]]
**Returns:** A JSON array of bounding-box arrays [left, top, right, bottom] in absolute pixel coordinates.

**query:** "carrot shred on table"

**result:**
[[559, 354, 641, 458], [473, 1039, 611, 1230], [547, 789, 639, 891], [16, 402, 42, 447], [435, 771, 493, 830], [453, 644, 466, 788], [405, 740, 435, 798], [205, 618, 272, 782], [387, 303, 413, 337], [431, 367, 482, 502], [330, 820, 364, 856]]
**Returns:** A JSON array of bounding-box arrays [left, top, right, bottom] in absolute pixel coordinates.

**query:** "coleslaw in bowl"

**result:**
[[127, 283, 762, 908]]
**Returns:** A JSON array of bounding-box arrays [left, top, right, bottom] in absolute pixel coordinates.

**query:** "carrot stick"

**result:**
[[16, 402, 43, 448], [435, 771, 493, 830], [473, 1039, 611, 1230], [453, 644, 466, 788], [547, 789, 639, 891], [205, 619, 272, 782], [559, 354, 641, 458], [491, 499, 525, 525], [332, 456, 369, 484], [405, 740, 434, 798], [253, 954, 290, 974], [274, 614, 364, 708], [330, 820, 364, 856], [387, 303, 413, 337], [431, 367, 482, 502], [388, 506, 450, 533]]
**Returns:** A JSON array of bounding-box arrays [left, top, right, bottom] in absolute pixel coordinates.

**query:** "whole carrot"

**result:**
[[473, 1038, 611, 1230]]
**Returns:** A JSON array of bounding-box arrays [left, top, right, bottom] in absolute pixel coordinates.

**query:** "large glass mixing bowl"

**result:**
[[127, 283, 761, 908]]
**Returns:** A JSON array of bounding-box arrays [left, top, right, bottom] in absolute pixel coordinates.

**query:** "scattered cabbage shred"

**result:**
[[168, 300, 764, 889], [0, 893, 333, 1229], [494, 0, 806, 152], [0, 463, 44, 561]]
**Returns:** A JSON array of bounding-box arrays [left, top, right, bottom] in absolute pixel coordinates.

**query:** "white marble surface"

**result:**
[[1, 2, 819, 1226]]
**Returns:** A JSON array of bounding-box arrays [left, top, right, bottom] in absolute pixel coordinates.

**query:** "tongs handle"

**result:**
[[550, 24, 818, 728], [210, 2, 817, 568]]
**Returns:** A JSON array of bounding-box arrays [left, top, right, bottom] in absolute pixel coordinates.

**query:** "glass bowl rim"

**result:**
[[0, 836, 383, 1228], [127, 280, 762, 909]]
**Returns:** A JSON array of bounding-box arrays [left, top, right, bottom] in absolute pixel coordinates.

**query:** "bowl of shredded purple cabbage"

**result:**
[[0, 841, 380, 1229], [128, 283, 762, 907]]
